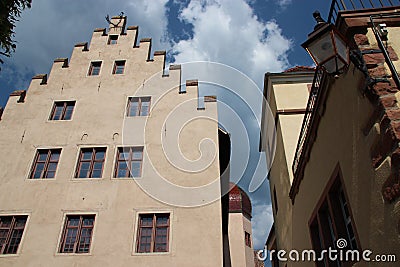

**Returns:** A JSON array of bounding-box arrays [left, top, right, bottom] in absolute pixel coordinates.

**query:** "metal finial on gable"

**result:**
[[105, 12, 125, 27]]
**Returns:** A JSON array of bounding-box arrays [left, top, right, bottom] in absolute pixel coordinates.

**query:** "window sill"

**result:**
[[55, 252, 93, 256], [0, 254, 20, 258], [26, 178, 56, 181], [132, 251, 170, 256], [111, 177, 142, 180], [71, 177, 104, 181], [125, 115, 150, 118]]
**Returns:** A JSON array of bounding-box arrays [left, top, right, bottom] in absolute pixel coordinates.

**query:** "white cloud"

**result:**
[[3, 0, 291, 94], [276, 0, 292, 8], [252, 202, 273, 249], [171, 0, 292, 87], [169, 0, 282, 248], [126, 0, 170, 49], [6, 0, 169, 76]]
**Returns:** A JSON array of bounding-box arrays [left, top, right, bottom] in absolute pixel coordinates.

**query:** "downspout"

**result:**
[[370, 14, 400, 90]]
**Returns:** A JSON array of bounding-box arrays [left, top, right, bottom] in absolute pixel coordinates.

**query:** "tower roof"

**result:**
[[228, 183, 252, 219]]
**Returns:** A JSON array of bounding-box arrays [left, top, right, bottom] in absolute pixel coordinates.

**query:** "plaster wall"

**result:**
[[228, 213, 255, 267], [291, 65, 400, 266], [0, 19, 223, 267]]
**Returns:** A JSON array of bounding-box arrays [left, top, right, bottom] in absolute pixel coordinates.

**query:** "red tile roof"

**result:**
[[284, 66, 316, 73], [229, 183, 252, 219]]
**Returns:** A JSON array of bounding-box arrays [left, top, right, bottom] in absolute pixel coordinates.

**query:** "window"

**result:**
[[113, 60, 125, 74], [137, 213, 170, 253], [309, 173, 359, 267], [30, 149, 61, 179], [108, 35, 118, 45], [75, 148, 106, 178], [245, 231, 251, 247], [273, 186, 278, 214], [50, 101, 75, 120], [59, 215, 95, 254], [0, 215, 28, 254], [127, 97, 151, 117], [88, 61, 102, 76], [115, 147, 143, 178]]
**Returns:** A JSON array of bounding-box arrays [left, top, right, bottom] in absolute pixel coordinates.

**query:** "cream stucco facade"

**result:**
[[228, 213, 254, 267], [262, 4, 400, 267], [261, 69, 314, 266], [0, 16, 255, 267]]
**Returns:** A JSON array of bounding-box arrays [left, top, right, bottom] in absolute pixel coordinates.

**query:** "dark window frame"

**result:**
[[108, 35, 118, 45], [114, 146, 144, 178], [273, 186, 278, 214], [30, 148, 61, 179], [245, 231, 251, 247], [59, 214, 95, 254], [88, 61, 102, 76], [75, 147, 106, 178], [0, 215, 28, 254], [50, 101, 75, 121], [308, 165, 360, 267], [113, 60, 126, 75], [127, 96, 151, 117], [136, 213, 170, 253]]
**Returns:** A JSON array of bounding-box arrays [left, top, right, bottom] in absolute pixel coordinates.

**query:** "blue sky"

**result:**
[[0, 0, 332, 258]]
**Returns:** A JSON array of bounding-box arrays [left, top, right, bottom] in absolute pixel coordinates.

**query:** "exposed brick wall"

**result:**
[[253, 250, 265, 267], [355, 31, 400, 202]]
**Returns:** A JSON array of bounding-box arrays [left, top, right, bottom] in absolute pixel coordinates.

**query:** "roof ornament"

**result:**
[[105, 12, 124, 27], [313, 10, 326, 31]]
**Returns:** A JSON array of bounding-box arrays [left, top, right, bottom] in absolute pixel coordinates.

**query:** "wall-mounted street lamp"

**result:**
[[302, 11, 349, 75]]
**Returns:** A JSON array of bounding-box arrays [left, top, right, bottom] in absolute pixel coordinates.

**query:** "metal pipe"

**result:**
[[370, 14, 400, 90]]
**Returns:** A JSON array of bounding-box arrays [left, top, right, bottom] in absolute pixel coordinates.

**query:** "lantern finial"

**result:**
[[313, 11, 326, 30]]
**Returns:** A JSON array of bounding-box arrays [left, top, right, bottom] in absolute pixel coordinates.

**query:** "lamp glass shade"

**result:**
[[322, 57, 347, 74], [303, 23, 350, 74], [306, 31, 335, 66], [334, 33, 349, 64]]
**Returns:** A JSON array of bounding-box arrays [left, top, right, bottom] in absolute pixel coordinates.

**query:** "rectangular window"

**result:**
[[273, 186, 278, 214], [75, 148, 106, 178], [59, 215, 95, 254], [0, 215, 28, 254], [113, 60, 125, 74], [30, 149, 61, 179], [115, 147, 143, 178], [88, 61, 102, 76], [309, 173, 358, 267], [50, 101, 75, 120], [108, 35, 118, 45], [127, 97, 151, 117], [245, 231, 251, 247], [137, 213, 170, 253]]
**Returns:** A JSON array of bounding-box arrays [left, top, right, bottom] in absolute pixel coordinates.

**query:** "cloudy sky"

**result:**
[[0, 0, 331, 255]]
